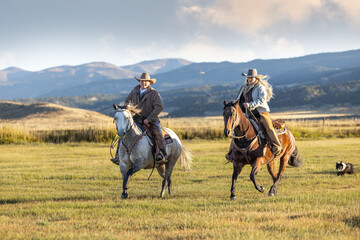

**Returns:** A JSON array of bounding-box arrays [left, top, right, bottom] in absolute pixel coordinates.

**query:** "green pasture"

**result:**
[[0, 139, 359, 239]]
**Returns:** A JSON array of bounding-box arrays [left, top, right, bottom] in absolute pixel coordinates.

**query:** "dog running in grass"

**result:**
[[336, 161, 355, 176]]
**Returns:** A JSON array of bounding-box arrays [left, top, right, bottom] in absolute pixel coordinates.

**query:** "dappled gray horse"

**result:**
[[113, 104, 192, 198]]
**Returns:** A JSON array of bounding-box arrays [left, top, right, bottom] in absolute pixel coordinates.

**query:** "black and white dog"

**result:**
[[336, 161, 355, 176]]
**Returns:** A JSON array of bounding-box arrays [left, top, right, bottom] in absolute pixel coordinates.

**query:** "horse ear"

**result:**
[[113, 104, 119, 110], [223, 100, 228, 106]]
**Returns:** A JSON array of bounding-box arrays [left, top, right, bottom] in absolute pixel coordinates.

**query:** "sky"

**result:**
[[0, 0, 360, 71]]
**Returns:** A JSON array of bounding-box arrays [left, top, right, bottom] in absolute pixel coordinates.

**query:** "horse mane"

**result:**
[[123, 102, 142, 116]]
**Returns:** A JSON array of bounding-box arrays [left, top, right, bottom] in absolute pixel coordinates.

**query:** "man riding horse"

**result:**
[[226, 68, 282, 162], [111, 72, 167, 164]]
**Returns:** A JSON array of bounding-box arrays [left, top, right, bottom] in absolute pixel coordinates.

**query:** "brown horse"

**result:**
[[223, 100, 303, 200]]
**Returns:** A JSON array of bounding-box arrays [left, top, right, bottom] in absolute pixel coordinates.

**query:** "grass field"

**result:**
[[0, 138, 359, 239]]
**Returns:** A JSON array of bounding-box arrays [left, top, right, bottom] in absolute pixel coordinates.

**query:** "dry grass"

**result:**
[[0, 139, 359, 239], [0, 101, 113, 130], [1, 101, 359, 142]]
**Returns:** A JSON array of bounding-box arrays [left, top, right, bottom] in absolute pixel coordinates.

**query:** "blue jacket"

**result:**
[[236, 83, 270, 113]]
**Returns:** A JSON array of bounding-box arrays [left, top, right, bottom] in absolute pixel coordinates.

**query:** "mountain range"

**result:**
[[1, 49, 360, 117], [0, 58, 192, 99]]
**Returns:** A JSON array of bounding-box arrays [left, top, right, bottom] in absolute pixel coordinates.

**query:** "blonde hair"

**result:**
[[255, 75, 273, 102]]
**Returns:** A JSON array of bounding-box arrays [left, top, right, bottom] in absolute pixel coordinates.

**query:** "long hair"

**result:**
[[256, 75, 273, 102], [235, 75, 274, 102]]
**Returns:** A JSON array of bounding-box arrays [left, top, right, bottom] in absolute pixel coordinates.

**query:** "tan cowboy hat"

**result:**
[[135, 72, 156, 85], [242, 68, 263, 79]]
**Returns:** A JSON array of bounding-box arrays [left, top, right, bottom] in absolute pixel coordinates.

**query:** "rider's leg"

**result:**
[[259, 112, 282, 156], [150, 121, 167, 162]]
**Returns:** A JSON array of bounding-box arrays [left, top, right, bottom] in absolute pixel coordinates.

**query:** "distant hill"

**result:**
[[0, 58, 191, 99], [1, 49, 360, 117], [17, 49, 360, 98], [0, 101, 113, 130]]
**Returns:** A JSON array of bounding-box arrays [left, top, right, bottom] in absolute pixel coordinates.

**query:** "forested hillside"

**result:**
[[13, 80, 360, 117]]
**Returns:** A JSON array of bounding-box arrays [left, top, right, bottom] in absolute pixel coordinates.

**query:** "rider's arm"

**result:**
[[248, 85, 267, 111], [145, 92, 163, 123]]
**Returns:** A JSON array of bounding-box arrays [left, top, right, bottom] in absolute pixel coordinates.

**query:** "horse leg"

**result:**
[[266, 161, 277, 183], [250, 158, 265, 193], [168, 177, 172, 195], [268, 155, 289, 197], [160, 159, 176, 198], [120, 159, 143, 199], [230, 161, 245, 200]]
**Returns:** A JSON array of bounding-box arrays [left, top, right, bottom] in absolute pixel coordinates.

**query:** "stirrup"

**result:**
[[110, 158, 119, 165], [155, 152, 167, 164], [271, 146, 282, 157], [225, 153, 233, 162]]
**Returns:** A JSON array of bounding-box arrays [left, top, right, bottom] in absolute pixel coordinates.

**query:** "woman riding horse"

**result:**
[[223, 69, 303, 199], [232, 68, 281, 157]]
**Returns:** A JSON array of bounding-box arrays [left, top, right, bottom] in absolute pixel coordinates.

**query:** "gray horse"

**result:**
[[113, 104, 192, 199]]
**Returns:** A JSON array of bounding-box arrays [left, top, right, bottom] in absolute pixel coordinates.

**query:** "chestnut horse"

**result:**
[[223, 100, 303, 199]]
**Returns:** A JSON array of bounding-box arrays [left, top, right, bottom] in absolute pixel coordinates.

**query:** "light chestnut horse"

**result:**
[[223, 100, 303, 200], [113, 104, 192, 199]]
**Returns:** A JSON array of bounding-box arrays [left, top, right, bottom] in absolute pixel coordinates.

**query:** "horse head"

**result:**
[[223, 99, 249, 138], [113, 104, 132, 139]]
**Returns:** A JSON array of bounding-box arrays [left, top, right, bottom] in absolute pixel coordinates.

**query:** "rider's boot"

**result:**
[[110, 143, 120, 165], [225, 149, 234, 162]]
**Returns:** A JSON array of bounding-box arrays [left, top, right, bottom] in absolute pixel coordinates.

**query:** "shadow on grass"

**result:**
[[311, 170, 337, 175], [345, 216, 360, 229], [0, 195, 104, 205]]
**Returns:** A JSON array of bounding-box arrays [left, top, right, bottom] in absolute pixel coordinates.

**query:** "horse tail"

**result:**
[[288, 146, 304, 167], [178, 146, 193, 171]]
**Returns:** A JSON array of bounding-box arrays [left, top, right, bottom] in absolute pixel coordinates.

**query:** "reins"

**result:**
[[227, 104, 252, 139], [225, 103, 260, 164]]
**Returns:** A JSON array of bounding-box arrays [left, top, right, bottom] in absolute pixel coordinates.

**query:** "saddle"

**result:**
[[141, 125, 173, 146], [249, 117, 287, 140]]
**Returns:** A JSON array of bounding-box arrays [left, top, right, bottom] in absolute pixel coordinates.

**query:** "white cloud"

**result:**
[[104, 35, 256, 65], [173, 34, 256, 62], [182, 0, 323, 34], [100, 33, 117, 51], [270, 37, 305, 58], [330, 0, 360, 24], [0, 51, 16, 70]]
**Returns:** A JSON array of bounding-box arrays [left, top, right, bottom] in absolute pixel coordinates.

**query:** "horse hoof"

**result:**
[[268, 187, 277, 197], [230, 196, 237, 201], [121, 193, 128, 199], [258, 186, 265, 193]]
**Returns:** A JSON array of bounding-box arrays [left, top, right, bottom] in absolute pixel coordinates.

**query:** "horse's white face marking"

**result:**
[[114, 110, 131, 138]]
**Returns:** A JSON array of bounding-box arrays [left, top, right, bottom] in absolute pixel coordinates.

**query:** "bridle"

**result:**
[[225, 104, 250, 139], [113, 109, 136, 140]]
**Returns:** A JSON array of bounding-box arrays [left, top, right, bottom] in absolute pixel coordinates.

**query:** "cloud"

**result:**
[[100, 33, 117, 51], [330, 0, 360, 24], [182, 0, 322, 34], [269, 37, 305, 58], [0, 51, 16, 70], [173, 34, 256, 62]]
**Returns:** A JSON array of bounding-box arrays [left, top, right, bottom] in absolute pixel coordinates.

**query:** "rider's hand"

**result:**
[[243, 103, 250, 109], [144, 119, 150, 127]]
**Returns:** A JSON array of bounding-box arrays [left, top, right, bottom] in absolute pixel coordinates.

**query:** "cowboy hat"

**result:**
[[135, 72, 156, 84], [242, 68, 263, 78]]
